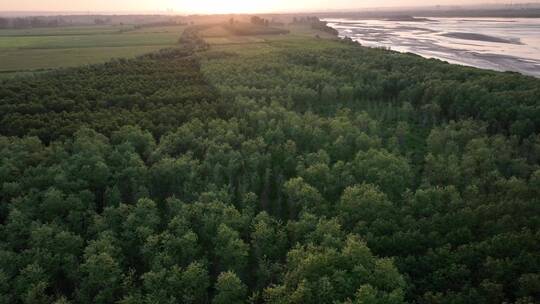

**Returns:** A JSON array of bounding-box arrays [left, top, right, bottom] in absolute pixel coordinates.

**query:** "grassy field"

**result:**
[[202, 24, 336, 45], [0, 25, 134, 36], [0, 23, 334, 77], [0, 24, 186, 75]]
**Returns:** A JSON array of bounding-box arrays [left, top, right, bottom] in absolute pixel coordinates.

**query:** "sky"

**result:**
[[1, 0, 538, 14]]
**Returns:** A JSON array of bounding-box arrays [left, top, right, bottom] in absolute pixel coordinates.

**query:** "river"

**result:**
[[324, 17, 540, 77]]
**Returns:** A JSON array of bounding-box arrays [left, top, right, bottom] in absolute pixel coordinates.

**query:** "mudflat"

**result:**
[[325, 17, 540, 77]]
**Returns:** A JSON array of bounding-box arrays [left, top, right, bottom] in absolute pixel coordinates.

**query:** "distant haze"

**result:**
[[2, 0, 540, 14]]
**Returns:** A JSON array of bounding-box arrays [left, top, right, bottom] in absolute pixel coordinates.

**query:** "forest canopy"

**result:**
[[0, 26, 539, 304]]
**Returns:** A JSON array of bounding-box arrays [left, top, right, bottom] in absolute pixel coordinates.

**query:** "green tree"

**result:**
[[142, 262, 209, 304], [337, 183, 392, 231], [353, 149, 412, 200], [264, 235, 405, 304], [78, 233, 123, 304], [283, 177, 324, 218], [214, 224, 248, 277], [212, 271, 247, 304]]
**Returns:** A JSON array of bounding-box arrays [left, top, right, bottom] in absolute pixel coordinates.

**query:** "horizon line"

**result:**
[[2, 2, 540, 17]]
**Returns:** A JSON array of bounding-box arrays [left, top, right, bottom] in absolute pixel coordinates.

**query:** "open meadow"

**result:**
[[0, 24, 186, 76]]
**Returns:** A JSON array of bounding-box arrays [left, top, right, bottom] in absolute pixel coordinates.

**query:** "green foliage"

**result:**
[[213, 271, 247, 304], [214, 224, 249, 276], [142, 262, 209, 304], [0, 30, 539, 304], [337, 183, 392, 231], [264, 235, 405, 304], [0, 48, 220, 142]]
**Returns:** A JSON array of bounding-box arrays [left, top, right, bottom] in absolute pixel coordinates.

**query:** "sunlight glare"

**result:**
[[175, 0, 278, 14]]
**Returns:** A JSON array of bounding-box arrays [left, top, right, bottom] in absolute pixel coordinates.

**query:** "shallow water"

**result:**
[[324, 17, 540, 77]]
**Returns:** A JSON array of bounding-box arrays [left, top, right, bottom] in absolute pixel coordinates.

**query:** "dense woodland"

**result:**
[[0, 27, 539, 304]]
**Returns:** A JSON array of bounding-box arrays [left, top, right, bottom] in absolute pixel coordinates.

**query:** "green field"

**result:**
[[0, 24, 186, 75], [0, 24, 332, 76], [201, 24, 335, 45], [0, 25, 134, 36]]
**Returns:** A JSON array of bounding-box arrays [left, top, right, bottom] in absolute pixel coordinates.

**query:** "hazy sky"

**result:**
[[1, 0, 537, 14]]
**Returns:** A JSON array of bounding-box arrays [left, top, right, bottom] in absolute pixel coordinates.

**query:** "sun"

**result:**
[[174, 0, 277, 14]]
